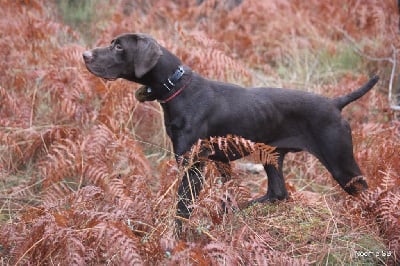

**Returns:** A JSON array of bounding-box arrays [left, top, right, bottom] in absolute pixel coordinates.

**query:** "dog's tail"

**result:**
[[333, 75, 379, 110]]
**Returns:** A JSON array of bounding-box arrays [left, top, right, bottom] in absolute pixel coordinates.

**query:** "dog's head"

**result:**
[[83, 33, 163, 81]]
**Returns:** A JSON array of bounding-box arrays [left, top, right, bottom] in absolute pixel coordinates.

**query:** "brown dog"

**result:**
[[83, 33, 378, 227]]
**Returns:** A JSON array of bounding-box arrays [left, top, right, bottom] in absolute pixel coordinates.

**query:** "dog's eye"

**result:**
[[115, 44, 123, 51]]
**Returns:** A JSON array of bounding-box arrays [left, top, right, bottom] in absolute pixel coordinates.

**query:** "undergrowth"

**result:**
[[0, 0, 399, 264]]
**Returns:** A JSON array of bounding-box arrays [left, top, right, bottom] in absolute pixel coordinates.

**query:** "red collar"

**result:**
[[159, 75, 192, 103]]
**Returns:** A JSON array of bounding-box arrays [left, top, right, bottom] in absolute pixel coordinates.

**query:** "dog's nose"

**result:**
[[82, 50, 93, 62]]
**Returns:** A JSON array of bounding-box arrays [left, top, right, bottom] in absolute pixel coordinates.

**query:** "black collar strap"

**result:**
[[138, 66, 191, 103], [158, 65, 192, 103], [162, 66, 185, 91]]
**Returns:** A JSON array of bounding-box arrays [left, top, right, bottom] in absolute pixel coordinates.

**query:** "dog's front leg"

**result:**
[[166, 115, 210, 233], [168, 128, 207, 233], [176, 162, 204, 224]]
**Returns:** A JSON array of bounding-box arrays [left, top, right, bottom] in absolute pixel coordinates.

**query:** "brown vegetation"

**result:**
[[0, 0, 399, 264]]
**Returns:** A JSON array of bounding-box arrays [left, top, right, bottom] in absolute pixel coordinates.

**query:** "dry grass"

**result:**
[[0, 0, 399, 264]]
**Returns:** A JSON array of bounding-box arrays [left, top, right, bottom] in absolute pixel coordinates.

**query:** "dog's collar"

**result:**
[[162, 66, 185, 91], [159, 77, 191, 103], [142, 66, 192, 103]]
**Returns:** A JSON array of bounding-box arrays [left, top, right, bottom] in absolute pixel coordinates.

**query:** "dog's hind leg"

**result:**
[[250, 151, 289, 204]]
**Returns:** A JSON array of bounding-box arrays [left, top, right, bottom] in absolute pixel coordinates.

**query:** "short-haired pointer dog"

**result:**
[[83, 33, 379, 230]]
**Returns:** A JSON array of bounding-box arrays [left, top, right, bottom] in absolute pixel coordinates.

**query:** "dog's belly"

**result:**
[[206, 135, 304, 163], [205, 117, 309, 162], [208, 148, 251, 162]]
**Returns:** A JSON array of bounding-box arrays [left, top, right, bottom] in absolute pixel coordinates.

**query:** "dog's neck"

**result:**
[[157, 65, 192, 103], [134, 47, 193, 103]]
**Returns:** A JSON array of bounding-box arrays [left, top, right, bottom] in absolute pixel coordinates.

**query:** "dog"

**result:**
[[83, 33, 379, 226]]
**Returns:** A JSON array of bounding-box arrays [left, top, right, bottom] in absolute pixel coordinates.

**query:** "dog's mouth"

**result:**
[[102, 77, 117, 82], [84, 64, 118, 81]]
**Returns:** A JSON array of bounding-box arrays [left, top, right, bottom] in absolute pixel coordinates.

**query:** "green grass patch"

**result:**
[[277, 44, 363, 87], [55, 0, 114, 45]]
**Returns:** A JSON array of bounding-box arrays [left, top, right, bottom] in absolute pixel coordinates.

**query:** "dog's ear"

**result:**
[[134, 34, 163, 78]]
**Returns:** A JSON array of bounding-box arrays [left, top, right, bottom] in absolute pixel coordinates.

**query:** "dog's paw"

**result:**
[[135, 86, 157, 102], [344, 176, 368, 196]]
